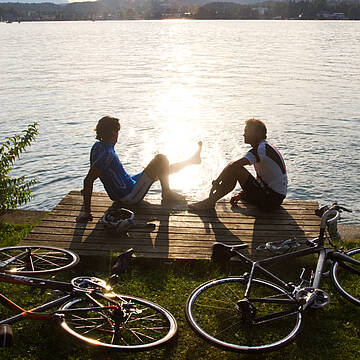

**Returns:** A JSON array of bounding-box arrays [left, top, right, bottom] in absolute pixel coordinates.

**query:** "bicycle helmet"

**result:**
[[101, 208, 135, 232]]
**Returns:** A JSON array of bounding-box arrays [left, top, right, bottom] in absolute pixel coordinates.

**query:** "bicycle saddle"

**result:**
[[211, 243, 248, 262]]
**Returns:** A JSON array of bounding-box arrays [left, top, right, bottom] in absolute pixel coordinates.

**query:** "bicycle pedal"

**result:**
[[309, 290, 330, 309], [296, 288, 330, 309]]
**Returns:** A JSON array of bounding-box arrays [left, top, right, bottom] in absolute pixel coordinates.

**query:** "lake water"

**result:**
[[1, 20, 359, 224]]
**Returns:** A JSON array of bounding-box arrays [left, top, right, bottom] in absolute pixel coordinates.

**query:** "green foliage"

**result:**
[[0, 123, 39, 214], [0, 222, 35, 247]]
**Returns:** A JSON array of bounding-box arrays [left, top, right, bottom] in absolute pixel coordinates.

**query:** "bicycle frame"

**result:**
[[231, 240, 360, 310], [231, 205, 359, 303], [0, 271, 75, 325]]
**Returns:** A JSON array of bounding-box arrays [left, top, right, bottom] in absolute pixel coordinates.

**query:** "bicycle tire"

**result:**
[[0, 246, 79, 274], [185, 276, 302, 353], [330, 247, 360, 306], [59, 292, 177, 351]]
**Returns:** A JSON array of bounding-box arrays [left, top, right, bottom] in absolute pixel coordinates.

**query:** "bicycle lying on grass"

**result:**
[[0, 246, 177, 350], [185, 203, 360, 353]]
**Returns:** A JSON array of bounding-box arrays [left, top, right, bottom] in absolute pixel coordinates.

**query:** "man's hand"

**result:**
[[230, 191, 247, 206], [76, 212, 93, 223]]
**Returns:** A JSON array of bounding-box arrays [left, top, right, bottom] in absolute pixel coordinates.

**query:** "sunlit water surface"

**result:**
[[1, 20, 359, 223]]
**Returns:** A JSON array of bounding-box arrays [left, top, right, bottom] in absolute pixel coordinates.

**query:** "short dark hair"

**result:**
[[245, 118, 267, 139], [95, 116, 120, 140]]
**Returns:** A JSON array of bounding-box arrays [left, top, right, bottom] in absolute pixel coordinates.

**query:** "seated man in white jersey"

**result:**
[[189, 118, 287, 211], [77, 116, 202, 222]]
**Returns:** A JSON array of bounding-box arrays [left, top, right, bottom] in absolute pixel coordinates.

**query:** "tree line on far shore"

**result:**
[[1, 0, 360, 22]]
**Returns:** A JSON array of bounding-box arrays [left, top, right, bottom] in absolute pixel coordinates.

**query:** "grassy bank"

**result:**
[[0, 222, 35, 248], [0, 222, 359, 360]]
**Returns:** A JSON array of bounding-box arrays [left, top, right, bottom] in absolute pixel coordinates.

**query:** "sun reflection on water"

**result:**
[[143, 79, 246, 198], [150, 83, 203, 195]]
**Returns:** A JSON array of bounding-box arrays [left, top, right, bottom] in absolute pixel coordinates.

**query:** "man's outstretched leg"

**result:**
[[188, 160, 250, 210], [169, 141, 202, 174], [144, 141, 202, 202]]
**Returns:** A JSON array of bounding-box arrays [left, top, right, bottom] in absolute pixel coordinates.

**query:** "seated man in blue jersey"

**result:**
[[188, 118, 287, 211], [77, 116, 202, 222]]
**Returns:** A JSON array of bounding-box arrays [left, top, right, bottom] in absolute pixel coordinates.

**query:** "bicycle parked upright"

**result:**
[[185, 203, 360, 353], [0, 246, 177, 350]]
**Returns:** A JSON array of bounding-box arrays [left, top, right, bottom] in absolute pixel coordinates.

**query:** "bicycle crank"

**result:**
[[295, 287, 330, 309]]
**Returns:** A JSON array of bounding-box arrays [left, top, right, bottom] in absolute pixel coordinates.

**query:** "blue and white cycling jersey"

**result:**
[[90, 141, 142, 201]]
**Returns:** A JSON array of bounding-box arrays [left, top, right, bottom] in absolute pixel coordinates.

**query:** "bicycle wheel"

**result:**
[[0, 246, 79, 274], [185, 277, 302, 353], [330, 248, 360, 306], [59, 292, 177, 351]]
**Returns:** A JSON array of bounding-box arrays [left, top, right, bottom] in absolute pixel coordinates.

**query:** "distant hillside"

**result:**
[[0, 0, 264, 4], [1, 0, 359, 20], [0, 0, 67, 3]]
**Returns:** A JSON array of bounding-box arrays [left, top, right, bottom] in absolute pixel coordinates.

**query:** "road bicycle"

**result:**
[[0, 246, 177, 350], [185, 203, 360, 353]]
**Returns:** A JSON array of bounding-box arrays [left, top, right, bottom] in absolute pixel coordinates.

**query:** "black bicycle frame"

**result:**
[[233, 245, 338, 298]]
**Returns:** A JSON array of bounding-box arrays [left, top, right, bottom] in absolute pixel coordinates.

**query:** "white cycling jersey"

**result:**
[[244, 140, 287, 196]]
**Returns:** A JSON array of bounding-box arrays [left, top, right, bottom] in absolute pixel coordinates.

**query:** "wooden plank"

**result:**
[[21, 191, 321, 259]]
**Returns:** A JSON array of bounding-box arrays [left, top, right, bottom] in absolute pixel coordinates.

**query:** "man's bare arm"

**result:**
[[230, 157, 251, 168], [76, 166, 102, 222], [214, 157, 250, 183]]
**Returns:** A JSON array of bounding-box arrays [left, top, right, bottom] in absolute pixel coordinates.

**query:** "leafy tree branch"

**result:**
[[0, 123, 39, 214]]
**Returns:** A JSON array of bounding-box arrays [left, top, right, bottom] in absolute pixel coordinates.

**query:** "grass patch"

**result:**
[[0, 222, 34, 248], [0, 223, 359, 360]]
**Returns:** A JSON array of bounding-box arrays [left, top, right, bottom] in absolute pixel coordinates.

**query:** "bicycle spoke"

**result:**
[[32, 254, 64, 268], [128, 313, 169, 323], [192, 302, 234, 311], [214, 318, 243, 337]]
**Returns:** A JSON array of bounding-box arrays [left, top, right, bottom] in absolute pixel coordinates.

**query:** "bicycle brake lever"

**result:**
[[338, 206, 352, 213], [329, 203, 352, 213]]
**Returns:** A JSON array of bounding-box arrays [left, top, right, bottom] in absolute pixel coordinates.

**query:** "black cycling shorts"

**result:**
[[243, 174, 285, 211]]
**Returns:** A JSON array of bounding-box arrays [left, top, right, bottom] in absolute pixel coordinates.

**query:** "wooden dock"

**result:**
[[21, 191, 321, 260]]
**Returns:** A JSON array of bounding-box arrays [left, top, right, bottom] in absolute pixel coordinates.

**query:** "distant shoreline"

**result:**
[[1, 0, 359, 22], [2, 18, 360, 23]]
